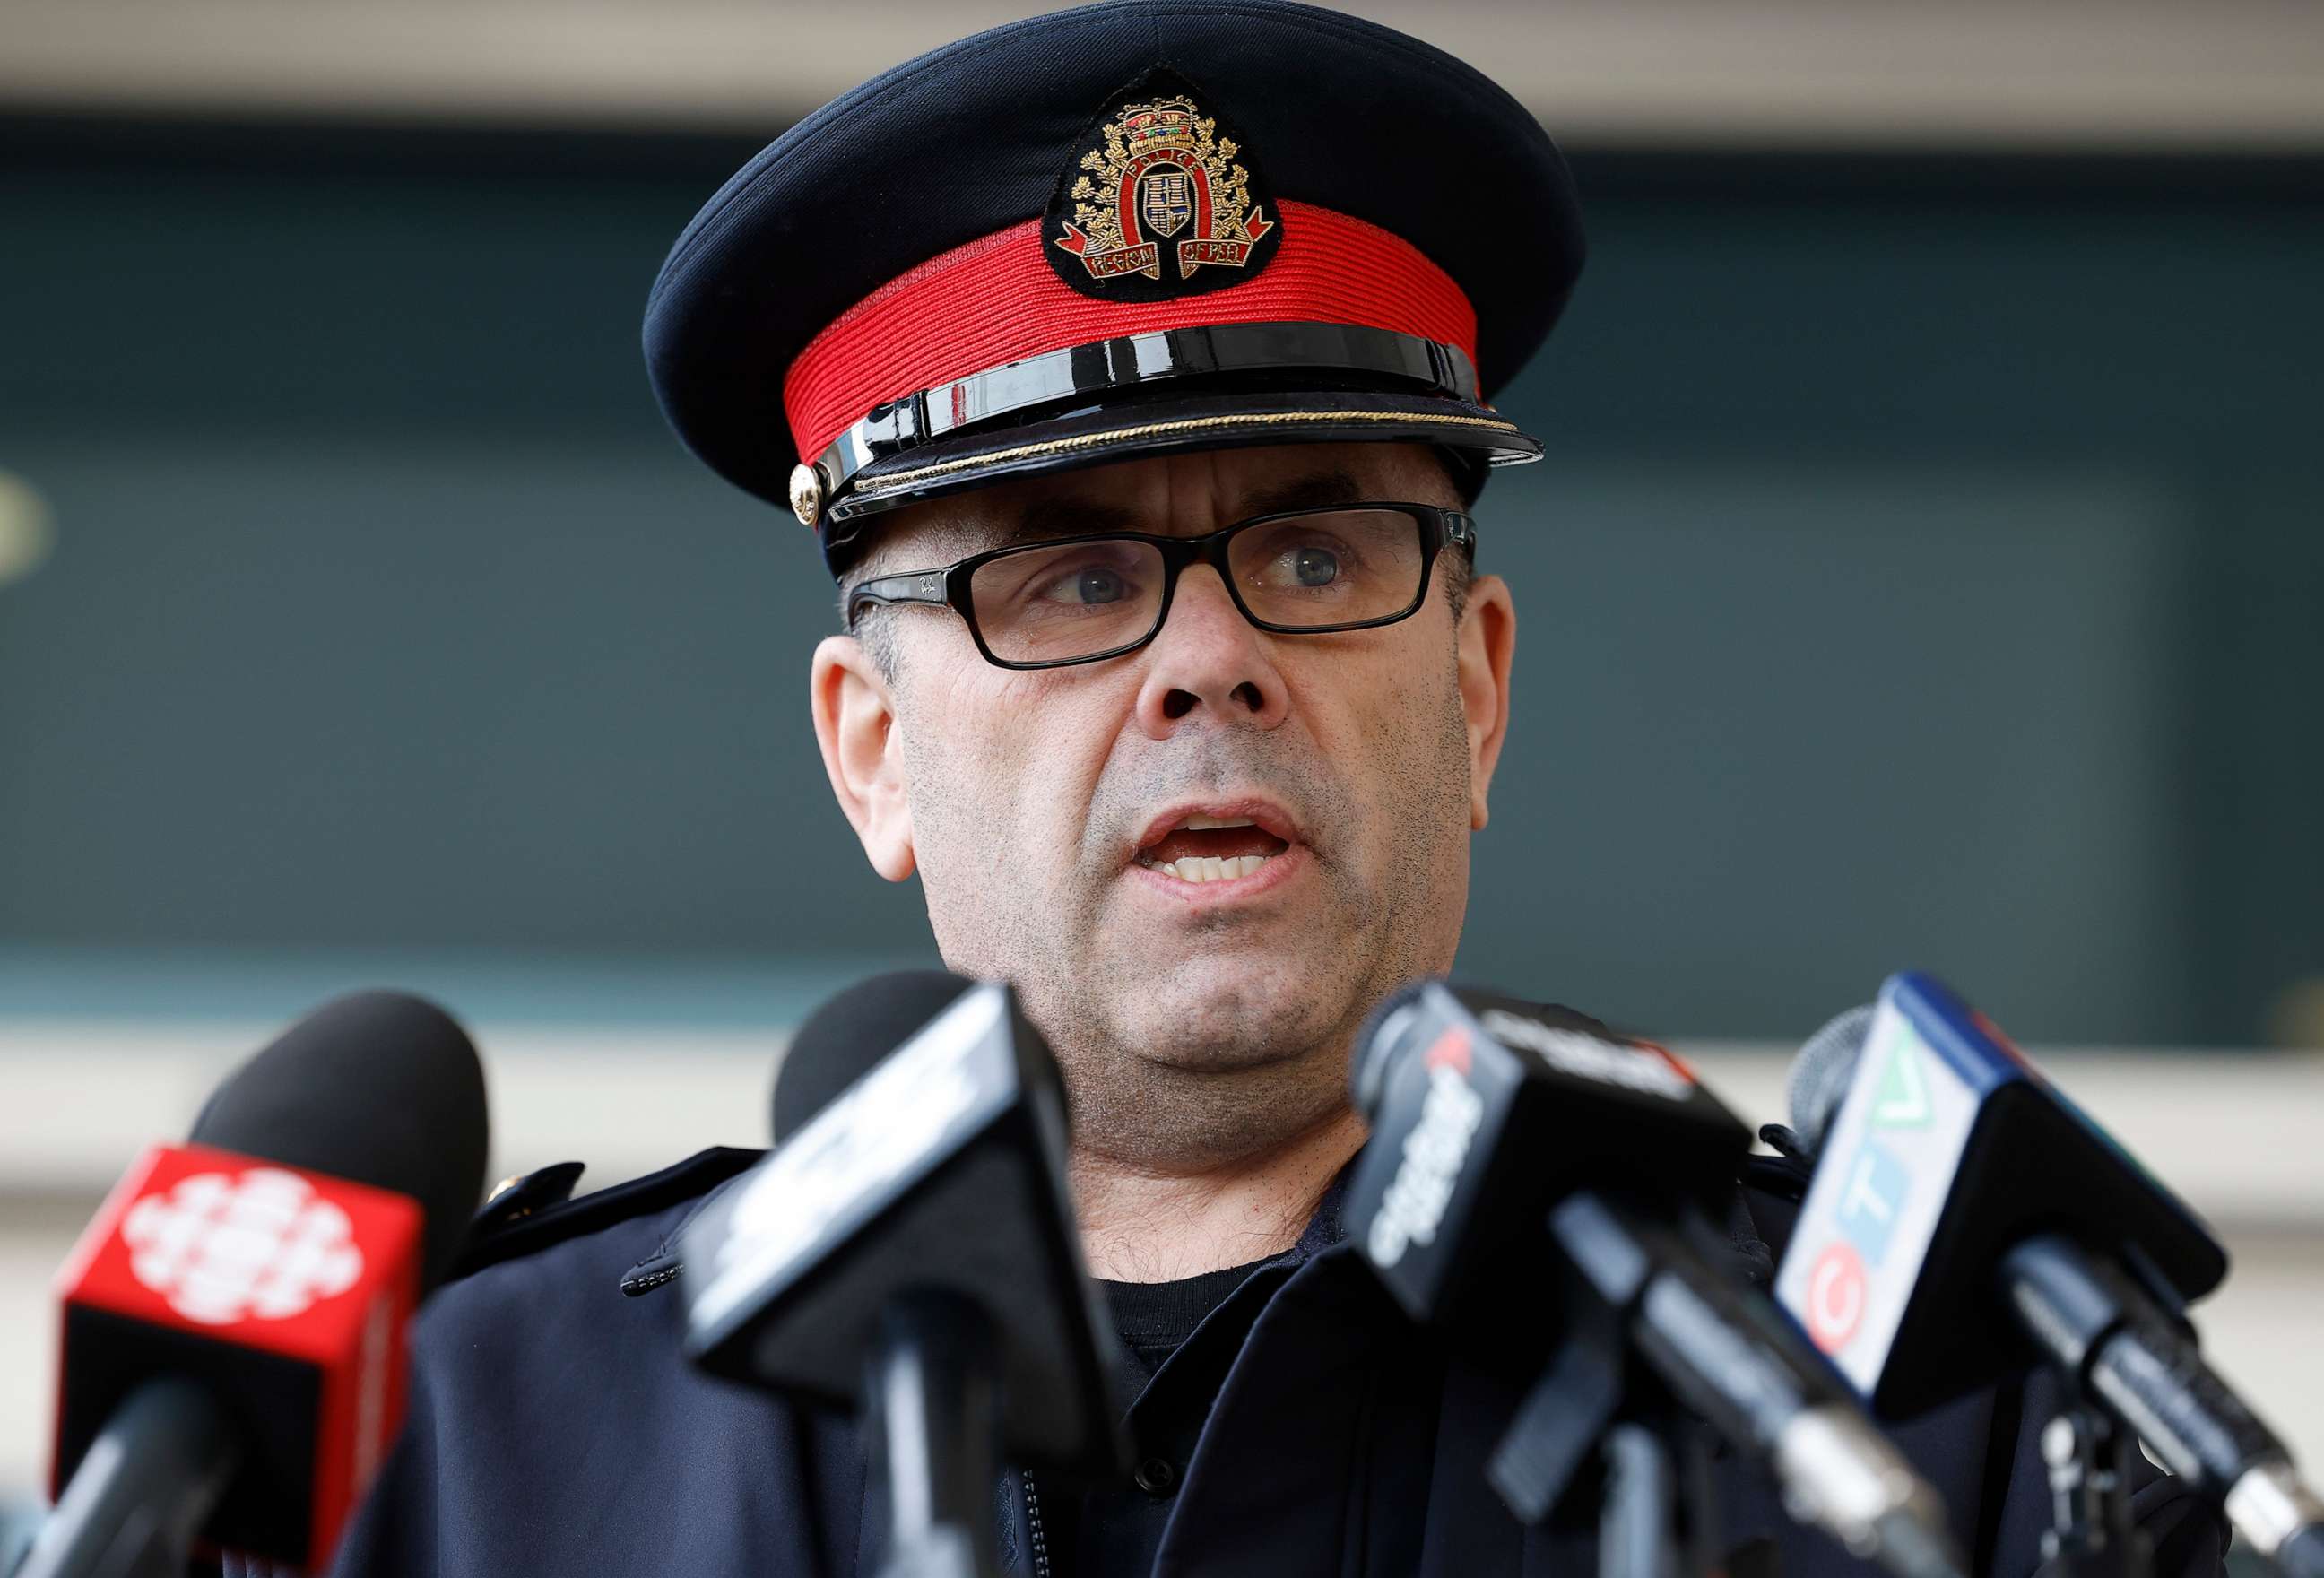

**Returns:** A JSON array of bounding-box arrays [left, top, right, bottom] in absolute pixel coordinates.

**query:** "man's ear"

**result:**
[[811, 634, 916, 880], [1456, 574, 1517, 831]]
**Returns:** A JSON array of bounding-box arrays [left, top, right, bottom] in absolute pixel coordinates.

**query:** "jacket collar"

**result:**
[[620, 1160, 1776, 1296], [618, 1163, 759, 1297]]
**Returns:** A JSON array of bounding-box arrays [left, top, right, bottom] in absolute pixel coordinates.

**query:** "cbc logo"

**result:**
[[121, 1168, 364, 1326]]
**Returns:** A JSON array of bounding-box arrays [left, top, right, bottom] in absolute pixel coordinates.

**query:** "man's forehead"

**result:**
[[874, 441, 1451, 562]]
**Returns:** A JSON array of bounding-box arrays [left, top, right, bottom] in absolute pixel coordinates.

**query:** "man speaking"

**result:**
[[316, 4, 2229, 1574]]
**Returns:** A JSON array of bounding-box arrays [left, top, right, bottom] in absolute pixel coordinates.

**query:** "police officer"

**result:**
[[317, 4, 2230, 1575]]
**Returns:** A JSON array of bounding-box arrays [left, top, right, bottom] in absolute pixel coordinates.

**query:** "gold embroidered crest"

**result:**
[[1054, 96, 1275, 283]]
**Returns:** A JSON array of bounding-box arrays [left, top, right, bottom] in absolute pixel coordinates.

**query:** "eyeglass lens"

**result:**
[[964, 508, 1429, 664]]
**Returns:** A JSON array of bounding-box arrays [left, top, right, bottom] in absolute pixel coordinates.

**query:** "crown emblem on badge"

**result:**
[[1121, 103, 1195, 155], [1055, 92, 1275, 283]]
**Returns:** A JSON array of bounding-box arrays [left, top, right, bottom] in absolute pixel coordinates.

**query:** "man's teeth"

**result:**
[[1140, 853, 1274, 882], [1175, 814, 1256, 831]]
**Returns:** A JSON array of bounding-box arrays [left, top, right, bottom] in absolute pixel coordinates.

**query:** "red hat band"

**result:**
[[784, 200, 1481, 477]]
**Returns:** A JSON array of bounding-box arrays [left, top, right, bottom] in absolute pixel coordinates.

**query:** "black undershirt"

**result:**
[[1036, 1256, 1279, 1576], [1106, 1259, 1265, 1381]]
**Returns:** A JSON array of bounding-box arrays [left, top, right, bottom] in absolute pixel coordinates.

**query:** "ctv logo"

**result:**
[[120, 1167, 365, 1326], [1837, 1140, 1910, 1264], [1367, 1027, 1485, 1269]]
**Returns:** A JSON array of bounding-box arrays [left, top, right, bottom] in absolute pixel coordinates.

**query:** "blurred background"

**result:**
[[3, 0, 2320, 1509]]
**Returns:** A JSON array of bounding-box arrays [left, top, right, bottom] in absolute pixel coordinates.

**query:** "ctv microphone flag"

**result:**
[[1773, 971, 2224, 1418], [1775, 973, 2324, 1578]]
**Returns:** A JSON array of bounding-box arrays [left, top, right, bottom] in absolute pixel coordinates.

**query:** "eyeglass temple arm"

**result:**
[[846, 568, 950, 622]]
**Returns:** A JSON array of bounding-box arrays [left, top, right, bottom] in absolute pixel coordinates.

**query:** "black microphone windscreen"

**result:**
[[191, 990, 490, 1295], [1785, 1002, 1877, 1159], [772, 970, 980, 1143]]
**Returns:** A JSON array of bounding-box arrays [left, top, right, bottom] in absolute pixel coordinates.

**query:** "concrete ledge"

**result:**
[[5, 1021, 2320, 1231], [0, 1019, 781, 1200]]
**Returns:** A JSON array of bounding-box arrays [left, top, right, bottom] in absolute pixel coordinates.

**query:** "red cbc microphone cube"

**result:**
[[51, 1140, 424, 1569]]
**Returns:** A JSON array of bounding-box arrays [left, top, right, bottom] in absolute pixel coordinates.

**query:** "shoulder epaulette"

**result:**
[[446, 1145, 765, 1284]]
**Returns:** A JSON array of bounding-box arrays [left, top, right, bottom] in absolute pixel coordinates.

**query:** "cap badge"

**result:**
[[1046, 72, 1280, 301]]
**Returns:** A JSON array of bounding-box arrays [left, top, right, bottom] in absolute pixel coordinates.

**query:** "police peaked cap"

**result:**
[[644, 0, 1586, 577]]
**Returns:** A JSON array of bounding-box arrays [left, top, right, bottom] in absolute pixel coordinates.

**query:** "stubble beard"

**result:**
[[905, 657, 1476, 1177]]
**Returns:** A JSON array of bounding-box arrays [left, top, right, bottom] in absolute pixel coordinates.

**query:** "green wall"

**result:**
[[3, 123, 2318, 1043]]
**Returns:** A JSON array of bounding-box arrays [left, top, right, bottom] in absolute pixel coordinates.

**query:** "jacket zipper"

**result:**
[[1022, 1470, 1053, 1578]]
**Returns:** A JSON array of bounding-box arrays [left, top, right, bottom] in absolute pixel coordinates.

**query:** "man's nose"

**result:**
[[1132, 565, 1291, 738]]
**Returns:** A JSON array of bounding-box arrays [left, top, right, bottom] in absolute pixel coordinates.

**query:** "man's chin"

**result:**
[[1094, 946, 1363, 1074]]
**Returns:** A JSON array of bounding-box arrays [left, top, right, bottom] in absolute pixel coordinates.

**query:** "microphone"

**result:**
[[1773, 972, 2323, 1578], [28, 990, 490, 1578], [1784, 1003, 1877, 1160], [768, 969, 986, 1144], [681, 970, 1122, 1578], [1346, 980, 1966, 1578]]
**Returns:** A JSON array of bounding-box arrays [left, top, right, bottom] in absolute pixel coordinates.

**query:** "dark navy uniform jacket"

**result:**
[[303, 1146, 2227, 1578]]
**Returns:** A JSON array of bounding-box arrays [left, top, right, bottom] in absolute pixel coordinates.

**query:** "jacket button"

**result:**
[[1132, 1456, 1178, 1496]]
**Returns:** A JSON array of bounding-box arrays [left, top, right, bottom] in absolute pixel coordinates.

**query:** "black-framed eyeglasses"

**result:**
[[845, 502, 1476, 671]]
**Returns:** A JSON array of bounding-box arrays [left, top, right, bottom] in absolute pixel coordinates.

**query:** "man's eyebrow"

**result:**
[[1232, 468, 1366, 519], [990, 467, 1372, 548], [998, 495, 1147, 547]]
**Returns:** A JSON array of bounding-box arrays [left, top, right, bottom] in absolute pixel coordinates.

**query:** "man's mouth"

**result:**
[[1133, 811, 1295, 885]]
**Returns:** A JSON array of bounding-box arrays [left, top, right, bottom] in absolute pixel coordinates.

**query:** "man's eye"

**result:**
[[1042, 565, 1131, 604], [1260, 542, 1346, 589], [1289, 546, 1341, 587]]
